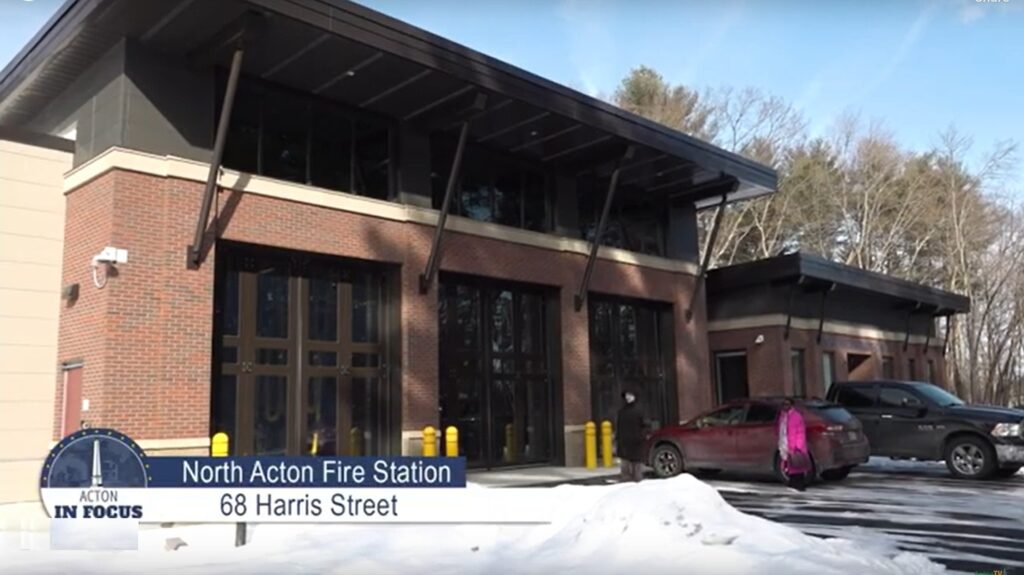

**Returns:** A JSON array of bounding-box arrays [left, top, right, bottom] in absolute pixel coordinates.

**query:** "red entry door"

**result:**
[[62, 366, 83, 436]]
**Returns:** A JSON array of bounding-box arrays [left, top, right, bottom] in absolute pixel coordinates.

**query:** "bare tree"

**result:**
[[609, 66, 1024, 405]]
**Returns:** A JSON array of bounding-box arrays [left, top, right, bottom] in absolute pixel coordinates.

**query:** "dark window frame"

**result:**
[[588, 294, 677, 433], [790, 348, 806, 398], [210, 242, 397, 456], [437, 272, 560, 469], [713, 350, 750, 405], [821, 351, 836, 394], [881, 356, 895, 379], [218, 72, 397, 200], [576, 172, 668, 257], [430, 134, 552, 232]]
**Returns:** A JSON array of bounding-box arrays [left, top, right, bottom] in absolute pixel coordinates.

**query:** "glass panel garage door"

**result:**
[[438, 278, 554, 469], [211, 247, 392, 456]]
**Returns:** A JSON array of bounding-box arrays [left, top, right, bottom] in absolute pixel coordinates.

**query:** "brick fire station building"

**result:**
[[0, 0, 967, 489]]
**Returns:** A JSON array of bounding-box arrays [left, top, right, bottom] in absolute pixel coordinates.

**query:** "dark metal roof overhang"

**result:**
[[0, 0, 776, 206], [706, 252, 971, 315]]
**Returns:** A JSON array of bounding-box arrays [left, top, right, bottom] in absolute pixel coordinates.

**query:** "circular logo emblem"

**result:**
[[41, 428, 148, 489]]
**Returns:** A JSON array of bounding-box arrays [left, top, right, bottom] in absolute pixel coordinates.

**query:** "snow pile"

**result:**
[[2, 475, 942, 575]]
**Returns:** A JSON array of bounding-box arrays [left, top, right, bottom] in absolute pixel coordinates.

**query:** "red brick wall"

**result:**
[[56, 172, 215, 440], [54, 173, 115, 439], [56, 169, 709, 440], [708, 325, 949, 402]]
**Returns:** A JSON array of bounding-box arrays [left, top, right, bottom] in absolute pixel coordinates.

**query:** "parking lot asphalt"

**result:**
[[531, 462, 1024, 574]]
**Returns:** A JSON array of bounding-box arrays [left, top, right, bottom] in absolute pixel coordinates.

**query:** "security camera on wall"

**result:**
[[91, 246, 128, 289], [91, 246, 128, 266], [754, 334, 765, 345]]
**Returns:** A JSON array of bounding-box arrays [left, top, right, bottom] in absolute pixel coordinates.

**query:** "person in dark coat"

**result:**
[[616, 391, 647, 482]]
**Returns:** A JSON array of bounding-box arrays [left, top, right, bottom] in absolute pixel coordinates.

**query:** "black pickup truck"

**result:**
[[827, 380, 1024, 479]]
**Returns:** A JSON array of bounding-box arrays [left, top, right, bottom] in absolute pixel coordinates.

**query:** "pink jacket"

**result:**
[[778, 407, 811, 474]]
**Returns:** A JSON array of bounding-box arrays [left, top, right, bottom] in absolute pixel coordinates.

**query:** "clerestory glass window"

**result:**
[[430, 135, 549, 232], [220, 75, 391, 200]]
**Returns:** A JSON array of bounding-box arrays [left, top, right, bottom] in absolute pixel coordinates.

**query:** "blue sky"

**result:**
[[2, 0, 1021, 190]]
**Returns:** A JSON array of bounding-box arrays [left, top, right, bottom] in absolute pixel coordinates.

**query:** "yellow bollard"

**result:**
[[310, 432, 319, 456], [211, 432, 245, 546], [350, 427, 361, 456], [601, 420, 614, 468], [211, 432, 229, 457], [422, 426, 437, 457], [584, 421, 597, 469], [445, 426, 458, 457]]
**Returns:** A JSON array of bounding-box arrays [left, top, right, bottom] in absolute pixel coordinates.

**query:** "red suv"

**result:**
[[644, 398, 870, 482]]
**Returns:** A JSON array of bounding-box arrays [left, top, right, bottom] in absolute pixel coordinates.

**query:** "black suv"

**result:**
[[827, 380, 1024, 479]]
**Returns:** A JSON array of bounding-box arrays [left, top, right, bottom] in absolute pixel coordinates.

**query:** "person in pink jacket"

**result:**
[[777, 399, 812, 491]]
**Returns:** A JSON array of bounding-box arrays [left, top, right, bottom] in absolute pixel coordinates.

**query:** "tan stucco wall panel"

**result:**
[[0, 261, 62, 291], [0, 427, 53, 459], [0, 206, 64, 239], [0, 461, 46, 503], [0, 138, 71, 508], [0, 235, 62, 266], [0, 373, 55, 402], [0, 317, 60, 345], [0, 289, 60, 318], [0, 345, 59, 373]]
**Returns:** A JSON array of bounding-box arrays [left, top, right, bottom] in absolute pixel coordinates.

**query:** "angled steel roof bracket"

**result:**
[[187, 11, 264, 67], [186, 31, 249, 268], [419, 93, 488, 294], [903, 302, 923, 351], [686, 178, 738, 322], [942, 313, 952, 357], [924, 314, 934, 352], [574, 146, 636, 312]]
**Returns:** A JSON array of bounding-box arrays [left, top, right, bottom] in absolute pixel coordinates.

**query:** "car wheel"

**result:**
[[820, 465, 853, 481], [944, 436, 997, 479], [650, 444, 684, 478], [993, 466, 1021, 479], [774, 452, 817, 485]]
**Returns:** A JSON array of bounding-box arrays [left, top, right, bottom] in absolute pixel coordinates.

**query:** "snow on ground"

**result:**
[[863, 457, 947, 471], [1, 475, 942, 575]]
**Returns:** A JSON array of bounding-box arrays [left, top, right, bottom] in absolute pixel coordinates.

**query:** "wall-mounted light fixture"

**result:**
[[754, 334, 765, 345], [61, 283, 79, 303]]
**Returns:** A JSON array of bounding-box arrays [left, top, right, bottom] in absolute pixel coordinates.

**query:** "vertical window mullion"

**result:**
[[349, 123, 357, 194], [305, 101, 313, 185], [256, 88, 264, 176], [520, 173, 526, 229]]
